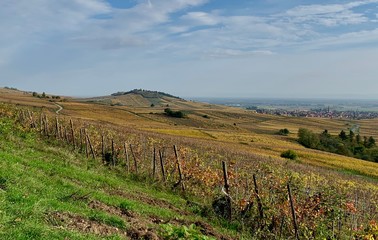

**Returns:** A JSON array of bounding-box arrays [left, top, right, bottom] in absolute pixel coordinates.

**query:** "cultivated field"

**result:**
[[3, 88, 378, 181], [2, 88, 378, 239]]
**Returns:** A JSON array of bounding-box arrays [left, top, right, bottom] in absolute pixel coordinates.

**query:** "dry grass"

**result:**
[[0, 88, 56, 109], [2, 87, 378, 181], [4, 87, 378, 239]]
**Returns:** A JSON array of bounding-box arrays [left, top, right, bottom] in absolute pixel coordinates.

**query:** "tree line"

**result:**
[[32, 91, 61, 99], [298, 128, 378, 161]]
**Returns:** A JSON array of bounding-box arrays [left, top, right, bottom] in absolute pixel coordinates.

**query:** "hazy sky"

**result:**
[[1, 0, 378, 98]]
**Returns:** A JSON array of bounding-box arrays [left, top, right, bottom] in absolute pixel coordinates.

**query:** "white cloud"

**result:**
[[318, 11, 367, 26], [114, 0, 209, 28], [0, 0, 110, 35], [286, 0, 378, 16], [181, 12, 219, 26], [284, 0, 377, 27], [1, 0, 376, 59], [72, 0, 111, 14], [67, 0, 210, 49], [285, 9, 368, 27], [297, 28, 378, 50], [205, 49, 274, 58], [0, 0, 112, 66], [2, 0, 378, 98], [70, 36, 146, 49]]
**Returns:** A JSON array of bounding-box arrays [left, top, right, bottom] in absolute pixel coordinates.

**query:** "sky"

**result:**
[[1, 0, 378, 98]]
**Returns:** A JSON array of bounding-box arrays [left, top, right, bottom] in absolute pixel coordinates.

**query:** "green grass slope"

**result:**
[[0, 118, 233, 239]]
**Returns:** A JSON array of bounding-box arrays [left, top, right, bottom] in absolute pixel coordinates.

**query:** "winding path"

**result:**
[[53, 102, 63, 114]]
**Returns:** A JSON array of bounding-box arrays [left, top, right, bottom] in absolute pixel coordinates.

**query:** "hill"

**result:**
[[111, 89, 181, 100], [2, 88, 378, 238], [83, 89, 189, 108]]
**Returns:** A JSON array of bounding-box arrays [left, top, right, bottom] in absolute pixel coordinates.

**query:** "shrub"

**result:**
[[277, 128, 290, 135], [164, 108, 185, 118], [280, 150, 298, 160], [298, 128, 319, 148]]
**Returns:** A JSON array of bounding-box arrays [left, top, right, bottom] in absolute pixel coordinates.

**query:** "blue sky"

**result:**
[[1, 0, 378, 98]]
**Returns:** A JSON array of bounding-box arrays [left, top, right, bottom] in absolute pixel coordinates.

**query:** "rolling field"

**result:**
[[2, 88, 378, 179], [0, 88, 57, 109], [2, 88, 378, 238]]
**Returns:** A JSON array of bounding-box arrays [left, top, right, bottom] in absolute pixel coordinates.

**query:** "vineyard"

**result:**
[[2, 102, 378, 239]]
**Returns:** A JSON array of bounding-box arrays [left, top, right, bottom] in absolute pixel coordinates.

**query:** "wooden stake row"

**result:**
[[18, 109, 303, 239]]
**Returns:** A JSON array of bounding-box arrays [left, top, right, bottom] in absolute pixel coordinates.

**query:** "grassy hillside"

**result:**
[[2, 89, 378, 238], [0, 115, 235, 239]]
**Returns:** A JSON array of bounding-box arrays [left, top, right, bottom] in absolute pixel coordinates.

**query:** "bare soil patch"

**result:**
[[47, 211, 128, 238], [88, 200, 159, 240]]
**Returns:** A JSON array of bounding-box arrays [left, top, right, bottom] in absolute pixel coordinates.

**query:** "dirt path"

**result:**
[[53, 102, 63, 114]]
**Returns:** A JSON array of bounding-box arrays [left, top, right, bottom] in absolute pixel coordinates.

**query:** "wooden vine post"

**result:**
[[55, 117, 60, 139], [130, 144, 138, 174], [63, 127, 68, 142], [111, 139, 115, 167], [21, 110, 26, 126], [27, 111, 31, 126], [79, 128, 84, 152], [124, 142, 130, 174], [101, 135, 105, 164], [28, 111, 36, 128], [152, 147, 156, 179], [86, 132, 96, 160], [84, 129, 89, 158], [41, 114, 45, 134], [70, 119, 75, 149], [26, 110, 31, 126], [32, 112, 37, 128], [222, 161, 232, 220], [173, 145, 185, 192], [39, 113, 42, 133], [159, 149, 166, 182], [287, 183, 300, 240], [44, 115, 49, 137], [222, 161, 230, 195], [61, 127, 65, 142], [60, 125, 64, 139]]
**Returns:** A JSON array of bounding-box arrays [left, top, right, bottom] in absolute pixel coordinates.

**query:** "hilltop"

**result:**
[[111, 89, 182, 100], [82, 89, 188, 108]]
